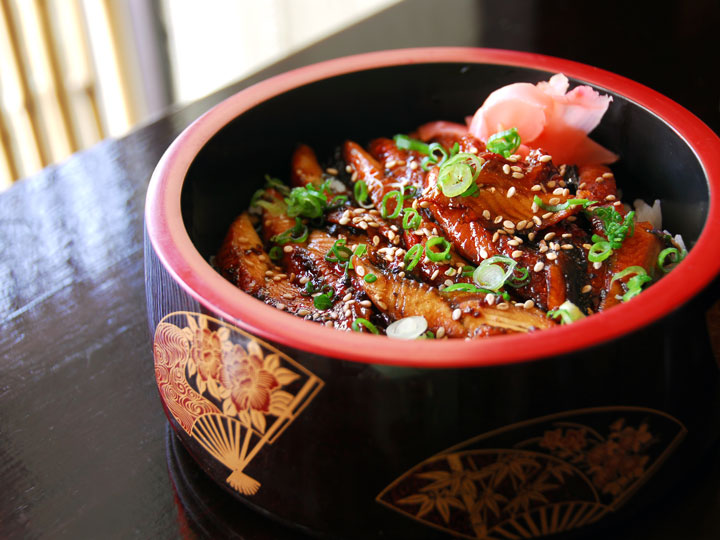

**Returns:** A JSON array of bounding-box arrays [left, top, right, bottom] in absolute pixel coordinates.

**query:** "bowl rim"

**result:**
[[145, 47, 720, 368]]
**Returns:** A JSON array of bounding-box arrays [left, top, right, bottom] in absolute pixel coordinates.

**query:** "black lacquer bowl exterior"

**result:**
[[145, 48, 720, 539]]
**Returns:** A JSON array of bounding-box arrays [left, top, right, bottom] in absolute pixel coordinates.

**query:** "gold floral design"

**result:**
[[183, 315, 301, 435], [377, 408, 686, 540], [154, 311, 323, 496]]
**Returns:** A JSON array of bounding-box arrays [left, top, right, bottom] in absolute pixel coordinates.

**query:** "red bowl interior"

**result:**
[[145, 47, 720, 368]]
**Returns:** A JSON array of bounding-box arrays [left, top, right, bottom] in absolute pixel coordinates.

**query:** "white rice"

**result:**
[[633, 198, 662, 230]]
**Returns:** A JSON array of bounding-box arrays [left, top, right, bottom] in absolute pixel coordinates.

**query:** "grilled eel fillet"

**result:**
[[352, 256, 555, 337]]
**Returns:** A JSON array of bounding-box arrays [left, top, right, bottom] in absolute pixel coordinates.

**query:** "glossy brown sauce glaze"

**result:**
[[216, 128, 676, 339]]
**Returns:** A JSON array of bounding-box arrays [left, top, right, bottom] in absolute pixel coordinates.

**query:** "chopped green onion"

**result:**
[[364, 273, 377, 283], [393, 134, 431, 154], [347, 244, 367, 271], [428, 142, 449, 164], [271, 217, 308, 245], [472, 255, 527, 291], [329, 194, 348, 208], [268, 246, 282, 261], [351, 318, 379, 334], [354, 180, 369, 204], [386, 316, 428, 340], [437, 153, 484, 198], [314, 288, 335, 310], [250, 189, 265, 207], [425, 237, 452, 262], [304, 281, 316, 295], [419, 330, 435, 339], [657, 247, 685, 273], [403, 185, 418, 198], [486, 127, 521, 158], [264, 175, 290, 195], [459, 182, 480, 198], [285, 183, 328, 219], [461, 265, 475, 277], [402, 208, 422, 230], [442, 283, 510, 299], [380, 190, 403, 219], [325, 238, 353, 263], [588, 240, 613, 263], [547, 300, 586, 324], [404, 244, 423, 271], [533, 195, 596, 213], [589, 207, 635, 249], [611, 266, 652, 301], [473, 261, 508, 291]]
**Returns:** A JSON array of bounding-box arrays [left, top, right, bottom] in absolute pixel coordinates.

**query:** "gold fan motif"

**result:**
[[377, 407, 686, 539], [153, 311, 324, 496]]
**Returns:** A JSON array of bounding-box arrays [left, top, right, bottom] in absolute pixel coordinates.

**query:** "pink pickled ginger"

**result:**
[[469, 74, 618, 166]]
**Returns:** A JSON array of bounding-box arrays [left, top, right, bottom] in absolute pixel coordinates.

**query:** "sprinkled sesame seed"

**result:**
[[602, 172, 614, 178], [512, 172, 525, 179], [494, 216, 503, 224], [561, 244, 574, 250], [549, 197, 560, 205], [593, 261, 603, 270], [325, 321, 334, 327], [517, 220, 527, 230], [546, 252, 558, 261], [578, 182, 587, 189], [544, 232, 556, 241], [531, 184, 542, 192], [351, 172, 358, 181], [542, 212, 553, 219], [436, 327, 446, 338], [566, 216, 577, 221], [497, 302, 510, 310], [508, 239, 520, 247], [410, 161, 418, 170], [411, 199, 419, 210], [552, 187, 564, 195], [419, 201, 430, 208], [503, 220, 515, 229], [452, 308, 461, 321], [486, 294, 496, 305], [547, 180, 556, 188], [282, 245, 293, 253], [326, 167, 338, 175], [524, 300, 535, 309], [360, 300, 372, 307], [297, 309, 310, 316], [528, 232, 536, 241], [511, 250, 523, 259], [539, 154, 552, 163], [444, 267, 456, 276], [595, 176, 604, 183], [510, 165, 522, 172], [398, 271, 406, 278], [550, 242, 560, 251], [508, 154, 521, 162], [299, 276, 310, 284], [581, 284, 592, 293], [539, 244, 549, 253], [482, 209, 491, 220], [532, 216, 542, 226], [258, 254, 267, 262], [430, 269, 440, 280], [605, 194, 617, 201], [503, 164, 511, 174], [507, 186, 517, 198], [444, 279, 454, 287], [355, 265, 365, 276], [341, 293, 352, 302], [533, 261, 545, 272], [275, 303, 286, 310], [561, 233, 572, 238], [492, 232, 499, 242], [387, 230, 395, 241], [345, 165, 353, 173], [583, 243, 592, 250], [531, 201, 539, 213], [385, 159, 396, 168]]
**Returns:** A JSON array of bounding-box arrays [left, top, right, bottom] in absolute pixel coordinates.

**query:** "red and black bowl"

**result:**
[[145, 48, 720, 539]]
